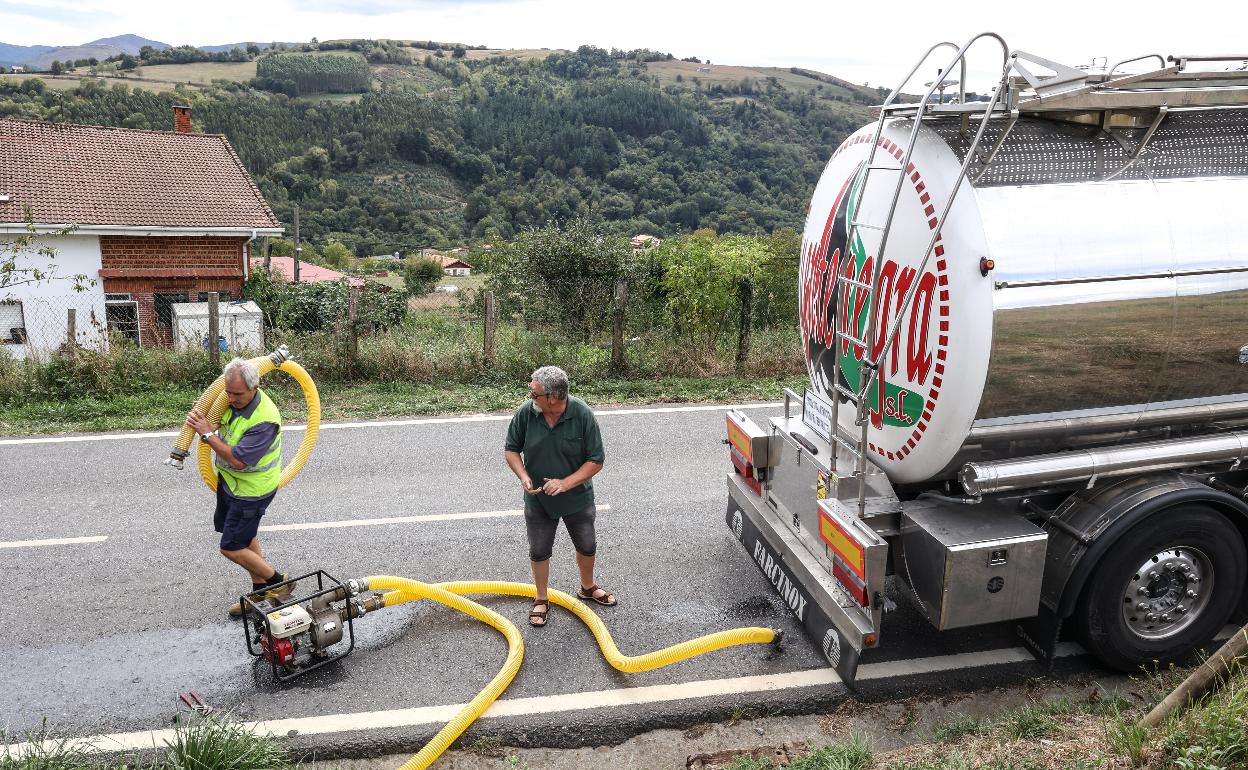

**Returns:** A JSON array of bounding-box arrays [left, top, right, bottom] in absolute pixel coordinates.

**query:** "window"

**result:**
[[105, 299, 141, 345], [153, 293, 187, 328], [0, 300, 25, 343]]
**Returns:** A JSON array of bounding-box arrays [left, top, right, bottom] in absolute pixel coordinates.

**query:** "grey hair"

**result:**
[[531, 366, 569, 401], [223, 357, 260, 389]]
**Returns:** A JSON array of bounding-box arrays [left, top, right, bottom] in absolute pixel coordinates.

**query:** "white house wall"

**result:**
[[0, 234, 106, 360]]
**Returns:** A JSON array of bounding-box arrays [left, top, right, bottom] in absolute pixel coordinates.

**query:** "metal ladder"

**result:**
[[828, 33, 1016, 517]]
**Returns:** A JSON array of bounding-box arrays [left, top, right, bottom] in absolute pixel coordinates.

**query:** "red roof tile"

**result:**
[[256, 256, 365, 287], [0, 118, 280, 230]]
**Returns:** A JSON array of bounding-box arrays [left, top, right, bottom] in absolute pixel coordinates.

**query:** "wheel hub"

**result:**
[[1121, 547, 1213, 641]]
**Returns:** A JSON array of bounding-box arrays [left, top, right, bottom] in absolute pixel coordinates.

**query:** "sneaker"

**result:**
[[263, 573, 296, 605]]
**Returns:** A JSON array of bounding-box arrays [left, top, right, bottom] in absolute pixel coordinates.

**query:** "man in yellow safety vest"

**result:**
[[186, 357, 291, 617]]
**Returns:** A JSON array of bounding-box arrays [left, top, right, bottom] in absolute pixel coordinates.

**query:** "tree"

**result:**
[[403, 257, 443, 296], [485, 219, 632, 340], [49, 60, 64, 75], [321, 240, 351, 269], [1, 207, 89, 294]]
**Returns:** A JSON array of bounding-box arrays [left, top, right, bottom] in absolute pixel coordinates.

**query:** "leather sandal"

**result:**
[[577, 584, 618, 607], [529, 598, 549, 627]]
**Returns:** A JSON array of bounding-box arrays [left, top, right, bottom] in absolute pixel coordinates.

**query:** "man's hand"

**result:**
[[520, 475, 539, 495], [542, 477, 570, 496], [186, 411, 215, 437]]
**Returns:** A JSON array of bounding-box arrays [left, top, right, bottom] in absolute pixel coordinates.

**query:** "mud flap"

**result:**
[[1015, 604, 1062, 670], [727, 496, 862, 687]]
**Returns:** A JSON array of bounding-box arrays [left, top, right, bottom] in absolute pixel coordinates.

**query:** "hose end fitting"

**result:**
[[165, 448, 189, 470], [268, 345, 291, 366], [347, 578, 369, 594], [771, 628, 785, 646]]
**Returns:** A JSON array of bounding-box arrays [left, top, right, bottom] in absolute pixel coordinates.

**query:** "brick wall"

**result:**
[[99, 236, 247, 347]]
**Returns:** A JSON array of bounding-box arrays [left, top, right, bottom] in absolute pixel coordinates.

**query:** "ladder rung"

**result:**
[[837, 330, 870, 350], [850, 220, 885, 231], [833, 382, 860, 402], [832, 432, 863, 458], [837, 274, 873, 291], [866, 164, 902, 171]]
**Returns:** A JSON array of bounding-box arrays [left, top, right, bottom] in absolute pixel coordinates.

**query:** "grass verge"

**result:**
[[721, 664, 1246, 770], [0, 375, 805, 436]]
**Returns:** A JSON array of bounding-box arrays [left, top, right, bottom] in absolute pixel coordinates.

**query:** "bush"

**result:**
[[485, 218, 634, 341], [404, 257, 444, 296], [242, 268, 406, 332]]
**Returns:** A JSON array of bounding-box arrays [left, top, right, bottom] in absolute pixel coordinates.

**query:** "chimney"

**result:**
[[173, 105, 192, 134]]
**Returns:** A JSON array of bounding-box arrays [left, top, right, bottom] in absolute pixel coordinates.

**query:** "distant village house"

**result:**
[[0, 108, 282, 357], [630, 234, 661, 250], [255, 256, 364, 287]]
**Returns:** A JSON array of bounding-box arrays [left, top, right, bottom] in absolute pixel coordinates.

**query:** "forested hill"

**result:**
[[0, 44, 878, 254]]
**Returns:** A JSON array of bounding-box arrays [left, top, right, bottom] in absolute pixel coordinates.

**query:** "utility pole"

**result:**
[[293, 205, 301, 284]]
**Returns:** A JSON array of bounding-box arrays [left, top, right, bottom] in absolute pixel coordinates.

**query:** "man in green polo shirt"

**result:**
[[505, 365, 614, 627]]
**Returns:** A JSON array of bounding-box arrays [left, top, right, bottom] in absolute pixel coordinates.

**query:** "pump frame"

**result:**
[[242, 569, 357, 682]]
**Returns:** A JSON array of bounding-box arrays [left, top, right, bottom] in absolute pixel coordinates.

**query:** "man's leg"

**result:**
[[221, 539, 277, 584], [524, 507, 556, 626], [567, 505, 615, 605]]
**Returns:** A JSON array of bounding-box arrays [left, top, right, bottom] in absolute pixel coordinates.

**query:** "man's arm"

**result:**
[[185, 412, 275, 471], [542, 460, 603, 496], [505, 450, 538, 495]]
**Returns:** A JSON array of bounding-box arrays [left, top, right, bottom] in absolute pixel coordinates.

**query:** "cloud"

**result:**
[[294, 0, 517, 15]]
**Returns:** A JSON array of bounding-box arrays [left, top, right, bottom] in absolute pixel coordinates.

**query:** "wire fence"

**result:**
[[1, 271, 803, 392]]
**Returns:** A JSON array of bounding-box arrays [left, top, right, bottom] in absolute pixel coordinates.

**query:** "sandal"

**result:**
[[529, 598, 549, 627], [577, 584, 618, 607]]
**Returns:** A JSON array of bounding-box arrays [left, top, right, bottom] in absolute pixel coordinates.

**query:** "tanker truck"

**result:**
[[725, 36, 1248, 684]]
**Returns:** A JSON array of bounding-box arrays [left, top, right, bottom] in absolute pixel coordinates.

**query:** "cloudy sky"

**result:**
[[2, 0, 1244, 88]]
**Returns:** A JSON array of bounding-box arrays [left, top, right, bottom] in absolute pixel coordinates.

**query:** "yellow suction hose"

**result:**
[[365, 577, 525, 770], [164, 345, 321, 492], [363, 576, 780, 770]]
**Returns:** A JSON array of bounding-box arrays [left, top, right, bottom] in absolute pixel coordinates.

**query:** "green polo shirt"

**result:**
[[505, 396, 604, 519]]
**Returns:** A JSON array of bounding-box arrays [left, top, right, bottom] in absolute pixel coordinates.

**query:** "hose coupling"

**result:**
[[268, 344, 292, 366], [165, 448, 189, 470], [347, 578, 369, 594]]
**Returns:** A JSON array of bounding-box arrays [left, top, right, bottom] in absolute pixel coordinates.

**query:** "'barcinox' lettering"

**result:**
[[752, 541, 808, 621]]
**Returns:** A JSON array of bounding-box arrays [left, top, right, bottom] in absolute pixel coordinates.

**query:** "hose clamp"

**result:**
[[268, 345, 292, 366]]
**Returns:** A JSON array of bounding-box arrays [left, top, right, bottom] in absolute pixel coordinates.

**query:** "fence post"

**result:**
[[66, 308, 76, 356], [611, 280, 627, 374], [483, 291, 496, 366], [348, 286, 360, 361], [207, 291, 220, 368], [736, 278, 753, 368]]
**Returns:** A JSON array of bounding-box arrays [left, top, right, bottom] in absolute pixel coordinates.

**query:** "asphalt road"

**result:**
[[0, 402, 1102, 758]]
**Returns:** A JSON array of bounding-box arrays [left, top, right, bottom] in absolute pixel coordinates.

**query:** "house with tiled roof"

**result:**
[[255, 256, 365, 288], [436, 254, 472, 277], [0, 107, 282, 354]]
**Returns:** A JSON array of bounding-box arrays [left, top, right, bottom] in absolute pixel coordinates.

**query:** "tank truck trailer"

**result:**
[[725, 36, 1248, 685]]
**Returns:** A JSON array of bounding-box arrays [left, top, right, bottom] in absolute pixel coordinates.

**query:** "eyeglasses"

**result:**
[[530, 390, 549, 400]]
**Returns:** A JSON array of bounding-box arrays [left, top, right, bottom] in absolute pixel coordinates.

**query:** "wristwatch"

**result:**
[[200, 432, 214, 443]]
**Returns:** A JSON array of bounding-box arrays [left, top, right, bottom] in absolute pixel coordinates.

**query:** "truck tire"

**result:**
[[1076, 504, 1246, 672]]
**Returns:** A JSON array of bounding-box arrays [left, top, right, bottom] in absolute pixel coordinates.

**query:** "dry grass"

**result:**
[[461, 47, 567, 61]]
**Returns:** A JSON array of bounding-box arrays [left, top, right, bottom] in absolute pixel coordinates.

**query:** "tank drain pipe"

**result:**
[[916, 491, 981, 505]]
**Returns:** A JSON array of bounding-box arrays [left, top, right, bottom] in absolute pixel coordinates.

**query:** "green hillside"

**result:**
[[0, 42, 877, 254]]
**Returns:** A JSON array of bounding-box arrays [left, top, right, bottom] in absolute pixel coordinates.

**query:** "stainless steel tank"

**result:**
[[799, 107, 1248, 484]]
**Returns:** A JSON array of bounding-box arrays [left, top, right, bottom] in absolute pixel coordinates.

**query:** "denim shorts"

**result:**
[[213, 476, 276, 551], [524, 503, 596, 561]]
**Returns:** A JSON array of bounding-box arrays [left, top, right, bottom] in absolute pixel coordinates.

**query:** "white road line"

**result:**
[[3, 640, 1089, 758], [260, 504, 611, 532], [0, 535, 108, 549], [0, 402, 782, 446]]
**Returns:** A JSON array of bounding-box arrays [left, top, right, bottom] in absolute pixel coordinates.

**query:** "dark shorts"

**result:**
[[524, 503, 596, 562], [213, 475, 276, 551]]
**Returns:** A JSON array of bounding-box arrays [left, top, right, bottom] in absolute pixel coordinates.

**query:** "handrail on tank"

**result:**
[[1107, 53, 1167, 79], [878, 41, 963, 112], [862, 34, 1014, 413]]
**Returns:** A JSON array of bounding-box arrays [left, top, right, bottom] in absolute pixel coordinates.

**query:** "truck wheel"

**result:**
[[1076, 505, 1246, 672]]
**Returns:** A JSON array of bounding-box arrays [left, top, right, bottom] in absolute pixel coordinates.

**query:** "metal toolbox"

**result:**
[[900, 500, 1048, 630]]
